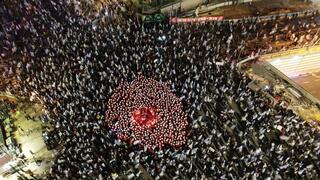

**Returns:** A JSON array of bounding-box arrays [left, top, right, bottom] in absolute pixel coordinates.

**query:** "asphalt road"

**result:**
[[292, 72, 320, 101], [268, 52, 320, 78], [267, 51, 320, 101]]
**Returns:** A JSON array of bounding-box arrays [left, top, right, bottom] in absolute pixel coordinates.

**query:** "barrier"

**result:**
[[169, 16, 224, 23], [170, 9, 318, 24], [161, 0, 262, 15], [261, 45, 320, 59]]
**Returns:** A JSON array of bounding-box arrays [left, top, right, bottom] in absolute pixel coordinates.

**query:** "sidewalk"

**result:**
[[160, 0, 202, 14], [198, 0, 318, 18], [0, 93, 55, 179]]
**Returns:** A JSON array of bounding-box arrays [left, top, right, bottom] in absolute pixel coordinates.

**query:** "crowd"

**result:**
[[0, 99, 15, 120], [0, 98, 24, 161], [105, 74, 188, 148], [1, 0, 320, 179]]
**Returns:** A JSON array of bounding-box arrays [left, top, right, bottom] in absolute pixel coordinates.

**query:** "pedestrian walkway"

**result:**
[[198, 0, 317, 18], [0, 94, 56, 179]]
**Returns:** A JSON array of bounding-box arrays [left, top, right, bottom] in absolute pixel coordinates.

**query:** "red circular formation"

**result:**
[[132, 107, 157, 128], [105, 75, 188, 148]]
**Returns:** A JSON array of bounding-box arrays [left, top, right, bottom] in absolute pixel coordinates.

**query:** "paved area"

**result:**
[[200, 0, 318, 18], [293, 72, 320, 101], [0, 94, 55, 179], [160, 0, 202, 14], [268, 53, 320, 77], [268, 51, 320, 101]]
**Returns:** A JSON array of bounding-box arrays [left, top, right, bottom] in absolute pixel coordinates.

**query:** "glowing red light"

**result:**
[[132, 107, 157, 128]]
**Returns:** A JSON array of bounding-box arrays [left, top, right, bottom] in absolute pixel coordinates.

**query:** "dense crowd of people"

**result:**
[[105, 74, 188, 148], [1, 0, 320, 179]]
